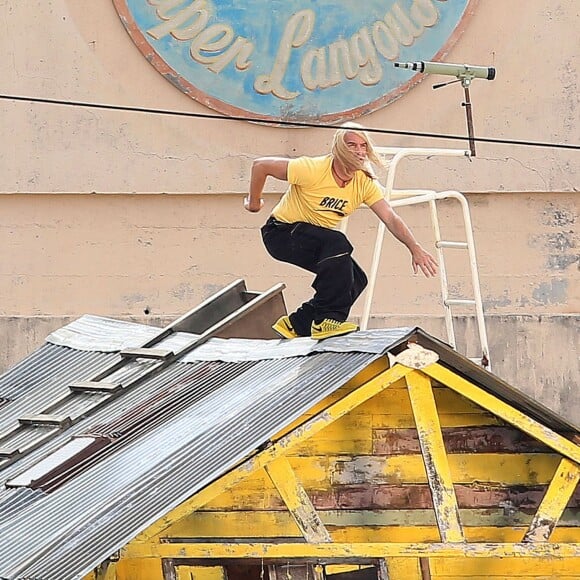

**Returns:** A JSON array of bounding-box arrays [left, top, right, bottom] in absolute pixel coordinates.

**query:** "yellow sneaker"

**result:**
[[272, 315, 300, 339], [311, 319, 358, 340]]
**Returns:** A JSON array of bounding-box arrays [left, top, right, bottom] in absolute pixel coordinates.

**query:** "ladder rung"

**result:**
[[0, 447, 20, 459], [18, 414, 72, 427], [436, 240, 469, 249], [445, 299, 477, 306], [119, 348, 173, 360], [69, 380, 123, 393]]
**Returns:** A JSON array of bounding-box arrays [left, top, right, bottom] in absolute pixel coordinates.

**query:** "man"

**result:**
[[245, 123, 438, 340]]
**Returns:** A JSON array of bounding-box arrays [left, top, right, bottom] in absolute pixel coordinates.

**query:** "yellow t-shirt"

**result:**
[[271, 155, 384, 229]]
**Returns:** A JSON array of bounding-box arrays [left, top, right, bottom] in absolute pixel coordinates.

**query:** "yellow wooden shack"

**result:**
[[0, 281, 578, 580], [109, 337, 580, 580]]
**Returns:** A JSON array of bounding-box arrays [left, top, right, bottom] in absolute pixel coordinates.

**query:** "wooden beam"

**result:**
[[122, 541, 580, 560], [419, 557, 431, 580], [524, 458, 580, 542], [422, 365, 580, 465], [406, 372, 464, 543], [264, 456, 331, 543], [94, 561, 117, 580], [131, 364, 413, 543]]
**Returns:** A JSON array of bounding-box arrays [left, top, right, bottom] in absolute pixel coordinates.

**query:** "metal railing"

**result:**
[[346, 147, 490, 367]]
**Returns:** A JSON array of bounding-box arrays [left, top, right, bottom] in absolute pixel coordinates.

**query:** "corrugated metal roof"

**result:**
[[0, 316, 408, 580], [0, 316, 576, 580]]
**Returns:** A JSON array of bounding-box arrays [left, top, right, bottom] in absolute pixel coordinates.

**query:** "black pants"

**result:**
[[261, 217, 368, 336]]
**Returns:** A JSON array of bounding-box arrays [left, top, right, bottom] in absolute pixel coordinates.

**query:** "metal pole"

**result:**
[[462, 84, 477, 157]]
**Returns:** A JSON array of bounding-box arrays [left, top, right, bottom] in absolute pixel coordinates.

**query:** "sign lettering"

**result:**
[[113, 0, 478, 122]]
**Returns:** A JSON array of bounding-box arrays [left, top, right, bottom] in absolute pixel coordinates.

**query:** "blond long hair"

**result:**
[[331, 122, 383, 178]]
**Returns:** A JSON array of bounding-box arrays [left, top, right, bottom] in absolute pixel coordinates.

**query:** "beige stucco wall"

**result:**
[[1, 0, 577, 193], [0, 2, 578, 419], [0, 192, 577, 317]]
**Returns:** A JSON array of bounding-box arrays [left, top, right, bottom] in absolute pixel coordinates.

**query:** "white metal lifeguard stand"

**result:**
[[357, 60, 498, 367], [342, 146, 490, 368]]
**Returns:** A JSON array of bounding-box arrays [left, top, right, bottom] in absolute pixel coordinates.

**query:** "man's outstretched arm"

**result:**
[[370, 199, 438, 277]]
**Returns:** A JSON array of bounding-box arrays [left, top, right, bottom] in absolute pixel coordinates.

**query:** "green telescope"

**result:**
[[394, 61, 496, 81]]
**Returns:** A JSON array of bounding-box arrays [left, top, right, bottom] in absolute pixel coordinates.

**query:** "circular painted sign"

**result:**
[[113, 0, 478, 123]]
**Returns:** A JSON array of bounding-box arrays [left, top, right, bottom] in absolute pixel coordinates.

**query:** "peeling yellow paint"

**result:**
[[123, 541, 580, 560], [119, 361, 580, 580]]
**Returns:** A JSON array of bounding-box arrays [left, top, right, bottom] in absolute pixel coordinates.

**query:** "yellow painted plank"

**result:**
[[385, 558, 422, 580], [327, 453, 560, 486], [328, 526, 580, 544], [524, 458, 580, 542], [288, 416, 504, 454], [264, 456, 331, 542], [288, 413, 373, 455], [341, 356, 397, 388], [297, 386, 494, 420], [350, 388, 492, 417], [158, 503, 580, 543], [296, 413, 372, 435], [202, 453, 562, 509], [291, 437, 374, 456], [406, 373, 464, 542], [290, 418, 511, 455], [131, 364, 413, 542], [422, 366, 580, 464], [429, 556, 580, 576], [114, 558, 164, 580], [371, 413, 503, 429], [168, 508, 580, 536], [320, 509, 580, 528], [163, 509, 301, 538], [289, 416, 504, 455], [315, 453, 556, 486], [123, 541, 580, 560]]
